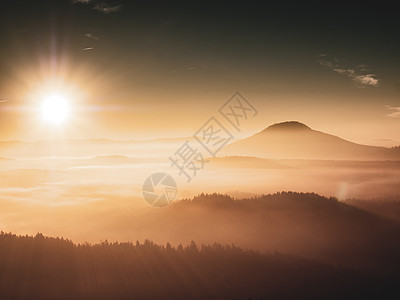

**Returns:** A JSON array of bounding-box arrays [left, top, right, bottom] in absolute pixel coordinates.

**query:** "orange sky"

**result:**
[[0, 1, 399, 146]]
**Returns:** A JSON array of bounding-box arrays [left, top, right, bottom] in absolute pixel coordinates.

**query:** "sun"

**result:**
[[41, 93, 70, 125]]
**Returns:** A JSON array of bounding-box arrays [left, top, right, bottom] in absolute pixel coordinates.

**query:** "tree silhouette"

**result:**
[[1, 231, 399, 300]]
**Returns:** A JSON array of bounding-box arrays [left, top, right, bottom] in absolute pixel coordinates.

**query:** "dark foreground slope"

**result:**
[[0, 232, 398, 300], [346, 197, 400, 223]]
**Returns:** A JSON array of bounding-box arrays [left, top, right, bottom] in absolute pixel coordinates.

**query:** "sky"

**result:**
[[0, 0, 399, 145]]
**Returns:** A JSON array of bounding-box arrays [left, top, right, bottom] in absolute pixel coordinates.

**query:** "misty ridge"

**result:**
[[223, 121, 400, 160], [0, 121, 399, 202], [1, 121, 399, 160], [118, 192, 400, 273]]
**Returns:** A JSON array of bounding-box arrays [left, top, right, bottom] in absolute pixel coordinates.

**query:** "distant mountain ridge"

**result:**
[[263, 121, 311, 131], [223, 121, 400, 160]]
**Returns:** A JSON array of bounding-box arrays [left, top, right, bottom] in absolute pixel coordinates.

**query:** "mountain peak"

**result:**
[[263, 121, 311, 132]]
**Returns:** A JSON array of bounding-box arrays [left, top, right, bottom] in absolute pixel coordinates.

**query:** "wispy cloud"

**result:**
[[72, 0, 122, 14], [85, 33, 99, 40], [72, 0, 91, 3], [82, 47, 94, 51], [94, 2, 122, 14], [318, 55, 380, 88], [385, 105, 400, 118], [0, 99, 8, 103]]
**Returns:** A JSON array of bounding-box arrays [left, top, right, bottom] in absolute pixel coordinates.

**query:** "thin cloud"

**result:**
[[85, 33, 99, 40], [385, 105, 400, 118], [318, 55, 380, 88], [94, 3, 122, 14], [72, 0, 122, 14], [0, 99, 8, 103], [82, 47, 94, 51], [353, 74, 379, 87]]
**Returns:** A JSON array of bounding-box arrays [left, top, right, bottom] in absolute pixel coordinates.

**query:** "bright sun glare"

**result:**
[[41, 94, 70, 125]]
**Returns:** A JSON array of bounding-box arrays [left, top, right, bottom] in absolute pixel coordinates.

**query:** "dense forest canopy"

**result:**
[[1, 231, 398, 300]]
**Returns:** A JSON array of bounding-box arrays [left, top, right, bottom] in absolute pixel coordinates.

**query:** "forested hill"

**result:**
[[0, 232, 398, 300]]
